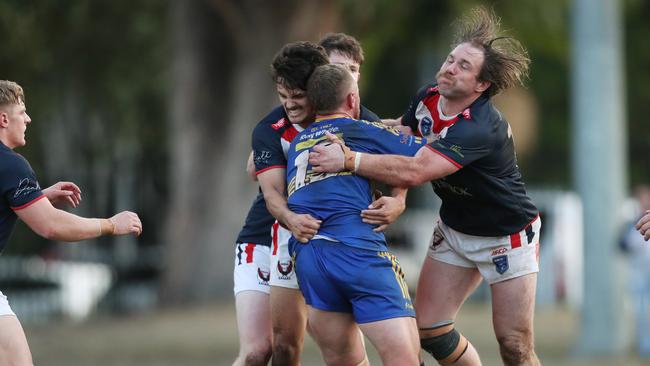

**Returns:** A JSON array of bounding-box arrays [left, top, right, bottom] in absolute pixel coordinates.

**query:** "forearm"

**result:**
[[40, 209, 113, 242], [390, 186, 408, 203], [263, 189, 295, 226], [346, 152, 424, 187]]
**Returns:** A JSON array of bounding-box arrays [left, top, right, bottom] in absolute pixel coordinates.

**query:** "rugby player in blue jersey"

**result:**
[[309, 7, 541, 366], [287, 64, 425, 366], [0, 80, 142, 366]]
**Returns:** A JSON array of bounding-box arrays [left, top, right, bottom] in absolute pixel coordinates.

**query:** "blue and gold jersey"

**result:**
[[237, 106, 381, 247], [287, 115, 426, 251]]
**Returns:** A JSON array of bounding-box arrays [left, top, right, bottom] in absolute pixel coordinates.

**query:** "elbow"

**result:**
[[36, 224, 58, 241], [401, 172, 427, 187]]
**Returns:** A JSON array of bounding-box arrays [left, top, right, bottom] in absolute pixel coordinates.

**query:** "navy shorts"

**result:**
[[292, 238, 415, 324]]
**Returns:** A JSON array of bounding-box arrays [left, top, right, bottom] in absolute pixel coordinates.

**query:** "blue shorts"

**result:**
[[291, 238, 415, 324]]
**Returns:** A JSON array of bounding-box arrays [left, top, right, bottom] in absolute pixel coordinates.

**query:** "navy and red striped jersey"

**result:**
[[0, 142, 44, 252], [236, 105, 379, 247], [402, 84, 538, 236]]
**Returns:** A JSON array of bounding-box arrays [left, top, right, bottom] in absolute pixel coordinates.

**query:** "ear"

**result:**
[[476, 80, 491, 93], [0, 111, 8, 128], [346, 92, 356, 110]]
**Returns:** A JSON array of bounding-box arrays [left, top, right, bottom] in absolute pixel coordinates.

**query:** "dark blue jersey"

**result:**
[[0, 142, 44, 252], [402, 84, 538, 236], [287, 115, 426, 251], [236, 105, 380, 246]]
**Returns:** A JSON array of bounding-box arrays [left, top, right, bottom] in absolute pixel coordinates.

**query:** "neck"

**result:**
[[0, 136, 13, 150], [439, 94, 480, 116], [316, 110, 353, 120]]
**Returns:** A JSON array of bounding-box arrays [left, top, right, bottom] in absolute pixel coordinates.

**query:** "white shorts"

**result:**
[[0, 290, 16, 316], [233, 242, 271, 295], [270, 221, 299, 289], [428, 216, 541, 284]]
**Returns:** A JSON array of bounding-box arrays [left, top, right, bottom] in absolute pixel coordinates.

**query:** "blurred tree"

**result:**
[[160, 0, 340, 303]]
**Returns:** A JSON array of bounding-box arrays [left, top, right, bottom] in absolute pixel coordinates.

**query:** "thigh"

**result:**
[[360, 316, 420, 366], [308, 307, 366, 366], [415, 256, 482, 327], [0, 315, 32, 366], [270, 286, 307, 339], [235, 291, 271, 348], [233, 243, 271, 295], [491, 273, 537, 339]]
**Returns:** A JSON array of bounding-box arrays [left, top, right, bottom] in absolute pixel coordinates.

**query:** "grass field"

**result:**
[[24, 301, 647, 366]]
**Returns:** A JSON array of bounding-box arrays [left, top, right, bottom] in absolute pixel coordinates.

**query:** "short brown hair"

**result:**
[[271, 41, 329, 91], [452, 6, 530, 97], [319, 33, 364, 65], [307, 64, 354, 114], [0, 80, 25, 107]]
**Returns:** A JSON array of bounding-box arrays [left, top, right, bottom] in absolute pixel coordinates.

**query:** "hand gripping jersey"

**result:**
[[0, 142, 44, 252], [402, 84, 538, 236], [287, 115, 426, 251], [236, 105, 380, 247]]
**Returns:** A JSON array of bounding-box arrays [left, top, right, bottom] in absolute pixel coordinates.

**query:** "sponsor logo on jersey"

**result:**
[[448, 144, 465, 158], [14, 178, 41, 198], [431, 179, 472, 197], [461, 108, 471, 120], [253, 150, 273, 165], [492, 255, 509, 274], [271, 118, 287, 130], [257, 268, 270, 283]]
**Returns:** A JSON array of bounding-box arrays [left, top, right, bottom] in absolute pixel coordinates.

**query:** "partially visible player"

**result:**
[[637, 211, 650, 241], [233, 42, 328, 366], [0, 80, 142, 366], [288, 64, 423, 366]]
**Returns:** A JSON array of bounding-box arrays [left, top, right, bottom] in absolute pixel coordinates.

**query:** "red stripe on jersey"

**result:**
[[11, 194, 46, 211], [244, 243, 255, 263], [421, 93, 459, 134], [272, 221, 280, 255], [510, 232, 522, 249], [425, 145, 463, 168], [281, 125, 300, 143], [256, 165, 286, 175]]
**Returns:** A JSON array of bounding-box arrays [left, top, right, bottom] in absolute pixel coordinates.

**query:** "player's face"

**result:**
[[276, 83, 314, 127], [1, 101, 31, 149], [329, 51, 360, 83], [436, 42, 487, 99]]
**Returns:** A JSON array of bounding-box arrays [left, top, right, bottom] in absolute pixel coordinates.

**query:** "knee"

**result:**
[[497, 331, 534, 365], [239, 344, 272, 366], [272, 341, 300, 364], [419, 321, 468, 365]]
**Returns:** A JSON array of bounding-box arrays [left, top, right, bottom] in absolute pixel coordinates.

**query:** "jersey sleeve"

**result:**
[[348, 120, 427, 157], [426, 120, 491, 168], [401, 84, 433, 134], [359, 105, 381, 122], [2, 154, 44, 210], [252, 122, 286, 174]]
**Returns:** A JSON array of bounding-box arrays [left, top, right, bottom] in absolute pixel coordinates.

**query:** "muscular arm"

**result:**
[[15, 198, 142, 241], [309, 133, 459, 187], [257, 168, 321, 242]]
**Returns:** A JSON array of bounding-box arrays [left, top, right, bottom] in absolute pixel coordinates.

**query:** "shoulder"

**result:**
[[359, 105, 380, 122], [253, 106, 288, 133], [0, 149, 31, 174]]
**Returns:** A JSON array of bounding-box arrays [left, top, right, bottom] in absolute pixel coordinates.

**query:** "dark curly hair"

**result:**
[[271, 41, 329, 91]]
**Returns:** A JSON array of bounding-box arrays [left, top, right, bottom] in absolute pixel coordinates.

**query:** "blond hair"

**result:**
[[0, 80, 25, 107]]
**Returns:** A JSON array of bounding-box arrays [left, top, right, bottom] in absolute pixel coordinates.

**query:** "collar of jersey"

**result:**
[[315, 114, 350, 123]]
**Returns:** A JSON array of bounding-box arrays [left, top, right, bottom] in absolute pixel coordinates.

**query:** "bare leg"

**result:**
[[415, 257, 482, 365], [360, 316, 420, 366], [491, 273, 540, 366], [0, 315, 33, 366], [233, 291, 272, 366], [270, 286, 307, 366], [307, 307, 367, 366]]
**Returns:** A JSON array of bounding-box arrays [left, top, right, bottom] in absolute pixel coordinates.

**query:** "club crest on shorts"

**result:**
[[277, 260, 293, 278], [429, 227, 444, 251], [257, 268, 270, 283], [492, 255, 509, 274]]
